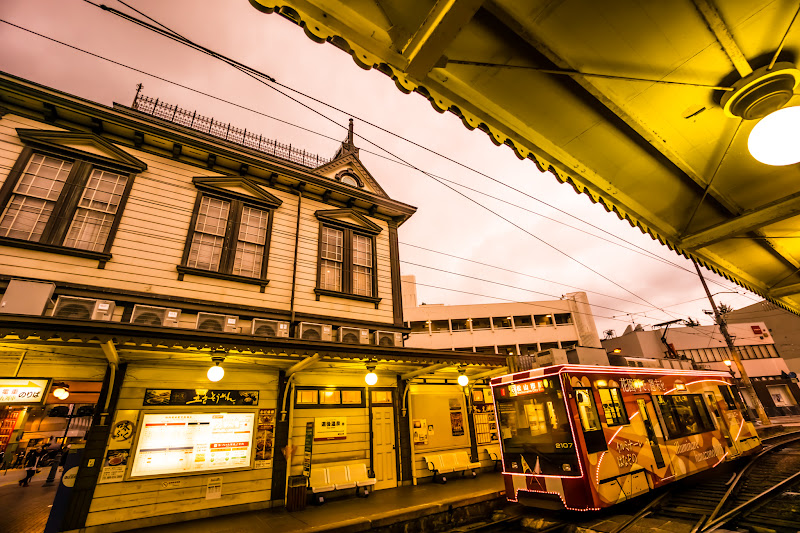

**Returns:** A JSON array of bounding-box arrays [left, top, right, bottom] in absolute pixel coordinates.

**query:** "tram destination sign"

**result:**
[[143, 388, 259, 406], [0, 377, 51, 405]]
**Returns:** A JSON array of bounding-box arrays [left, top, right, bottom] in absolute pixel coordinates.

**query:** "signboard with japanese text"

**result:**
[[0, 378, 51, 405], [254, 408, 276, 469], [143, 389, 258, 406], [314, 417, 346, 441], [130, 412, 255, 477], [302, 422, 313, 477]]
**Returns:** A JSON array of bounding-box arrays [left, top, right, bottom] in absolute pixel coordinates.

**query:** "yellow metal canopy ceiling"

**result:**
[[250, 0, 800, 315]]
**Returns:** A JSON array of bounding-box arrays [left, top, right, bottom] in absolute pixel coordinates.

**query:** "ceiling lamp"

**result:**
[[365, 365, 378, 386], [52, 383, 70, 400], [207, 352, 226, 382], [718, 62, 800, 165], [457, 370, 469, 387], [748, 106, 800, 166]]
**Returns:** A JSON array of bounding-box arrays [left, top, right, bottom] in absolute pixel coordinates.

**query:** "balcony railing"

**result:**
[[132, 94, 330, 169]]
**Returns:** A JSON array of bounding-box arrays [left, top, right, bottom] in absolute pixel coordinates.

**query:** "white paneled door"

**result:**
[[371, 406, 397, 490]]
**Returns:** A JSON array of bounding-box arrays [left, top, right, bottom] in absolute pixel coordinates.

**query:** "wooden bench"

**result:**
[[423, 451, 481, 483], [308, 463, 377, 503]]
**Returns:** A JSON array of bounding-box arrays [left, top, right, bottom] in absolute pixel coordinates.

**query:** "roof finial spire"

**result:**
[[347, 118, 354, 146]]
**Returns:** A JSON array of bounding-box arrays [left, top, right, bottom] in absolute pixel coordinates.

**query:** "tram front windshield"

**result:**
[[494, 379, 580, 476]]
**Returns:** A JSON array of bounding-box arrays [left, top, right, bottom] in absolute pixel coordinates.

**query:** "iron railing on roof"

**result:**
[[132, 94, 330, 169]]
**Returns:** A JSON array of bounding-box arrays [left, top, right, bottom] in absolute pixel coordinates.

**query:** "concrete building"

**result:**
[[402, 276, 603, 359], [725, 300, 800, 376], [601, 322, 800, 417], [0, 74, 506, 532]]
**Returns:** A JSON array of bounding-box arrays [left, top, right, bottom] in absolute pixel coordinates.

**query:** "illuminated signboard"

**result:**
[[0, 378, 51, 405], [508, 380, 544, 397], [130, 412, 255, 477]]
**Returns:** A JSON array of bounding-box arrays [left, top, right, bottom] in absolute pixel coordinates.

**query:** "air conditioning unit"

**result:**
[[130, 304, 181, 327], [52, 296, 115, 321], [374, 331, 403, 347], [196, 312, 239, 333], [297, 322, 333, 341], [339, 327, 369, 344], [251, 319, 289, 338]]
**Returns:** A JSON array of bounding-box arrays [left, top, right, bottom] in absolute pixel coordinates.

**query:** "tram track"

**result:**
[[613, 429, 800, 533]]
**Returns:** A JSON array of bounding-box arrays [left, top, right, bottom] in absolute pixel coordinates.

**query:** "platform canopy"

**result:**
[[250, 0, 800, 315]]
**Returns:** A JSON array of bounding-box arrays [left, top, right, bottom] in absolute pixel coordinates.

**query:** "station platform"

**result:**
[[131, 473, 506, 533]]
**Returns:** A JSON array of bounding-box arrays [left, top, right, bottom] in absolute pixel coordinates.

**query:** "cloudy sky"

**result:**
[[0, 0, 764, 337]]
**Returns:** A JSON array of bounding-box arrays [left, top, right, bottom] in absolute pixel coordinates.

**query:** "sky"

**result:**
[[0, 0, 766, 339]]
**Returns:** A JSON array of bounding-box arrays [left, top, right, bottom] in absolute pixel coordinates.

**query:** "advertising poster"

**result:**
[[98, 449, 130, 484], [450, 411, 465, 437], [412, 419, 428, 444], [314, 417, 347, 441], [130, 412, 255, 477], [254, 408, 276, 469]]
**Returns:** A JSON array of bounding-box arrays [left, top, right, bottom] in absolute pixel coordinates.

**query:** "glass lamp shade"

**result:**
[[53, 387, 69, 400], [748, 106, 800, 165], [207, 364, 225, 382], [365, 371, 378, 386], [457, 374, 469, 387]]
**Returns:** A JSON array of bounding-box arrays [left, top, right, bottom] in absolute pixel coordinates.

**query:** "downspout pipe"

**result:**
[[289, 187, 302, 331]]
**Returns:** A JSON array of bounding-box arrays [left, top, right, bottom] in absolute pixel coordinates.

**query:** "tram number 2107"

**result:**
[[555, 442, 574, 449]]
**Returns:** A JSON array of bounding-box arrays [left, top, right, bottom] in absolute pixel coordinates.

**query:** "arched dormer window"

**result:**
[[335, 169, 362, 188]]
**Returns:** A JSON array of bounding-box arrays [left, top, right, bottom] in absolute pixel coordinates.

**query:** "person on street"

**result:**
[[18, 449, 40, 487]]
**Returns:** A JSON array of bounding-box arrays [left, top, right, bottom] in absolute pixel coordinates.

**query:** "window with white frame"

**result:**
[[178, 178, 280, 287], [315, 210, 381, 302], [0, 134, 143, 264]]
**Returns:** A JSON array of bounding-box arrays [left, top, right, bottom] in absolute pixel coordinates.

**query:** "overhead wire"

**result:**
[[0, 12, 758, 327]]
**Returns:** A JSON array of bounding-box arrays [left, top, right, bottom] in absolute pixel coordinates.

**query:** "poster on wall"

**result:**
[[143, 389, 258, 406], [314, 417, 346, 441], [254, 408, 276, 469], [130, 412, 255, 477], [412, 419, 428, 444], [450, 411, 465, 437], [98, 449, 130, 483]]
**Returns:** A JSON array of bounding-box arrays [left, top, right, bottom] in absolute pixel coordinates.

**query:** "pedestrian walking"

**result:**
[[18, 449, 40, 487]]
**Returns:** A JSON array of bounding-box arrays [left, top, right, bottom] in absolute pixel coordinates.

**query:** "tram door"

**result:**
[[704, 392, 738, 456], [635, 399, 665, 469]]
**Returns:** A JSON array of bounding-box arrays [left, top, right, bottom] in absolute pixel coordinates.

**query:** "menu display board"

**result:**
[[130, 412, 255, 477]]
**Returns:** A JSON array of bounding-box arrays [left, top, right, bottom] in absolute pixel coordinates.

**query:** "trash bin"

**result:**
[[286, 475, 308, 511]]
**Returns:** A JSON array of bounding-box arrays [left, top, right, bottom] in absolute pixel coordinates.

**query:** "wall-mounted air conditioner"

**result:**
[[251, 319, 290, 338], [196, 312, 239, 333], [374, 331, 403, 347], [52, 296, 115, 321], [297, 322, 333, 341], [339, 327, 369, 344], [130, 304, 181, 327]]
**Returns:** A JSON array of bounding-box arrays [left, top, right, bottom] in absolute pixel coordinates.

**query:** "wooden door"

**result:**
[[371, 406, 397, 490]]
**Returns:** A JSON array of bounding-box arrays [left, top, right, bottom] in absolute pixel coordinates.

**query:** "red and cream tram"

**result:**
[[490, 365, 761, 511]]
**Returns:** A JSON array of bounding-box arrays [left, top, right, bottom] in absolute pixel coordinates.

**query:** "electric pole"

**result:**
[[694, 262, 771, 425]]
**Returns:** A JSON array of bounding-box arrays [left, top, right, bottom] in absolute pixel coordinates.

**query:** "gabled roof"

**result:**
[[193, 176, 283, 209], [16, 128, 147, 172], [313, 119, 389, 197]]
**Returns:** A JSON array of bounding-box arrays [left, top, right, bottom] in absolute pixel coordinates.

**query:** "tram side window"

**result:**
[[655, 394, 715, 439], [575, 388, 602, 431], [598, 387, 629, 426], [718, 385, 737, 410]]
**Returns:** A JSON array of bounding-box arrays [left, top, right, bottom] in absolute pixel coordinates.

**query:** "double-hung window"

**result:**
[[178, 178, 281, 290], [0, 130, 145, 265], [315, 209, 382, 305]]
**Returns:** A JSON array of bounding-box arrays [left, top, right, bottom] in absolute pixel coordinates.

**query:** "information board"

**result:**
[[130, 412, 255, 477], [0, 378, 51, 405]]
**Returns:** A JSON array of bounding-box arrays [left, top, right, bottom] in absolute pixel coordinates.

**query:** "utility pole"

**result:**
[[694, 262, 771, 425]]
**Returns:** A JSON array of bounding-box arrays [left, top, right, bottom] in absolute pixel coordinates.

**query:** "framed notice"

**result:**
[[129, 412, 255, 478], [314, 417, 346, 441]]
